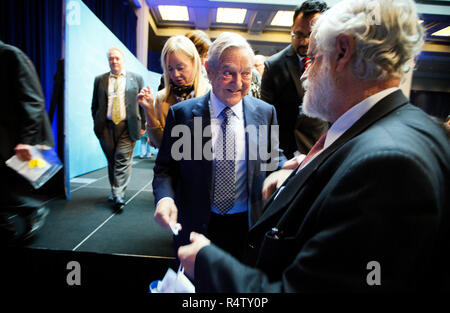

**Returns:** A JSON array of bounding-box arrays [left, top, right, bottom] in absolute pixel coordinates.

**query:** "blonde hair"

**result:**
[[185, 30, 211, 59], [313, 0, 424, 80], [160, 35, 209, 102]]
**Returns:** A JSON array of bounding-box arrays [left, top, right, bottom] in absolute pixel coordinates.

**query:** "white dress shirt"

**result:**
[[303, 87, 400, 167], [275, 87, 400, 200], [155, 92, 249, 215]]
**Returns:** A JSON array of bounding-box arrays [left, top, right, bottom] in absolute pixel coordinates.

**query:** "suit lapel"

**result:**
[[125, 72, 134, 111], [191, 93, 214, 201], [285, 47, 304, 100], [242, 97, 260, 212], [100, 73, 109, 102], [251, 90, 410, 230]]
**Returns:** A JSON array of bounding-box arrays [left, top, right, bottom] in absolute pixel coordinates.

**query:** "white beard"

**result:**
[[302, 63, 335, 123]]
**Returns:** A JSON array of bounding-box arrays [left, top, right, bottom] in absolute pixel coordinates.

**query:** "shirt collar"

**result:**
[[324, 87, 400, 149], [110, 71, 125, 78], [210, 91, 243, 120]]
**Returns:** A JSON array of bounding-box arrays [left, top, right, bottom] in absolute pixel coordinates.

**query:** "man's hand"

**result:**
[[14, 143, 33, 161], [154, 198, 181, 231], [282, 154, 306, 169], [262, 169, 294, 202], [178, 232, 211, 279]]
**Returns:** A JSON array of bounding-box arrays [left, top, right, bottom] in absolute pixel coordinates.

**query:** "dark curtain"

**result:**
[[0, 0, 63, 115], [0, 0, 64, 197], [82, 0, 137, 56]]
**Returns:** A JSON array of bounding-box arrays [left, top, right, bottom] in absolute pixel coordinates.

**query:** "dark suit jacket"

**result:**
[[91, 71, 145, 142], [153, 92, 286, 249], [0, 41, 54, 161], [261, 44, 328, 158], [195, 90, 450, 292]]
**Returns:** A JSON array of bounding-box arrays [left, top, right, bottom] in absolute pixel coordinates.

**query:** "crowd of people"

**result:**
[[1, 0, 449, 292]]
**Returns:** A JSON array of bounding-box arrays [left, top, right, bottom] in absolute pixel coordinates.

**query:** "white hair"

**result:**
[[207, 32, 255, 71], [106, 47, 125, 60], [312, 0, 424, 80]]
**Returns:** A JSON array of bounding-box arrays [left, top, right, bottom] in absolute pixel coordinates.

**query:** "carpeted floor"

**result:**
[[4, 157, 177, 293], [27, 157, 175, 258]]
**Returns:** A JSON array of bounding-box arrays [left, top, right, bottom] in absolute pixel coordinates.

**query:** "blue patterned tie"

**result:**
[[213, 107, 236, 215]]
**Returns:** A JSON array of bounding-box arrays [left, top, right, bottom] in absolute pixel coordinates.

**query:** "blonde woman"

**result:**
[[137, 35, 210, 148]]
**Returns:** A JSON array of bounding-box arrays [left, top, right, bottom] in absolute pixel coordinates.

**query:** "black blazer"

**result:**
[[153, 92, 286, 250], [91, 71, 145, 141], [0, 41, 54, 161], [195, 90, 450, 292], [261, 44, 328, 158]]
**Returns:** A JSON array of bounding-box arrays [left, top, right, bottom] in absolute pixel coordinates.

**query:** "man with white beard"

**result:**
[[177, 0, 450, 292]]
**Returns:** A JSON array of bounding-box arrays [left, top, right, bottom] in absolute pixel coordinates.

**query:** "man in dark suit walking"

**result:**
[[0, 41, 53, 243], [178, 0, 450, 292], [151, 32, 285, 260], [91, 47, 145, 211], [261, 0, 328, 159]]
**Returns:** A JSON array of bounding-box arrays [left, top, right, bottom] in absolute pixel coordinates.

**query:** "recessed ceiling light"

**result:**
[[432, 25, 450, 37], [158, 5, 189, 21], [271, 10, 294, 27], [216, 8, 247, 24]]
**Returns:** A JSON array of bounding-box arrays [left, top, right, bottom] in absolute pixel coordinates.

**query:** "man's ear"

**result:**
[[204, 60, 212, 79], [335, 34, 354, 72]]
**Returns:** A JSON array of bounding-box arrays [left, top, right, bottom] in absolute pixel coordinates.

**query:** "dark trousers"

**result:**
[[0, 161, 42, 241], [207, 211, 249, 261], [98, 120, 136, 199]]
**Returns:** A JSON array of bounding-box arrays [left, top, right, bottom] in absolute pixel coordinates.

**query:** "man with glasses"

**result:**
[[261, 0, 328, 159]]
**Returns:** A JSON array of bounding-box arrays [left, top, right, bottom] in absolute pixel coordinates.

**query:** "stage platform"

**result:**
[[4, 157, 176, 293]]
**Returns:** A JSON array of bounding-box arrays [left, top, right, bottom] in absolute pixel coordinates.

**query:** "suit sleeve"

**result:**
[[260, 60, 275, 106], [10, 48, 49, 146], [269, 105, 287, 170], [152, 106, 178, 202], [137, 74, 146, 131], [91, 76, 100, 121], [195, 150, 443, 292]]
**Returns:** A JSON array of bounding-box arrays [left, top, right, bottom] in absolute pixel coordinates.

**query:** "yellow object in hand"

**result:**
[[28, 159, 47, 169]]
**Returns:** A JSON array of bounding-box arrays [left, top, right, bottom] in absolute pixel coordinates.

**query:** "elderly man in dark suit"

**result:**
[[91, 47, 145, 211], [151, 32, 285, 260], [0, 41, 53, 243], [178, 0, 450, 292], [261, 0, 328, 159]]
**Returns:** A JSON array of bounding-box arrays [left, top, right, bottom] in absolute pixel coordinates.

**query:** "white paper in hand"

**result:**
[[156, 267, 195, 293], [169, 223, 181, 236]]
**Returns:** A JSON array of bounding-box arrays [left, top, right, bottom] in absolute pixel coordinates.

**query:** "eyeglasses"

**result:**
[[290, 31, 310, 40]]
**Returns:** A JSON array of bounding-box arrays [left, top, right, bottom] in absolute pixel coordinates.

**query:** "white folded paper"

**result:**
[[150, 266, 195, 293]]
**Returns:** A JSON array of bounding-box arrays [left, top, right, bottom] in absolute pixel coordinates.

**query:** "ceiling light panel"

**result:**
[[271, 10, 294, 27], [158, 5, 189, 21], [216, 8, 247, 24], [431, 25, 450, 37]]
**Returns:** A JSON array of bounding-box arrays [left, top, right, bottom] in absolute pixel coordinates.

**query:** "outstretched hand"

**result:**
[[178, 232, 211, 279]]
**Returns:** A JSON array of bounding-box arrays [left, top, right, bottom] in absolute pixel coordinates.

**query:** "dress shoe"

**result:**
[[113, 196, 125, 211], [23, 206, 49, 241]]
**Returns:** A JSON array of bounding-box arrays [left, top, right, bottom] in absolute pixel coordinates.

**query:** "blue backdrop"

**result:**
[[65, 0, 161, 185]]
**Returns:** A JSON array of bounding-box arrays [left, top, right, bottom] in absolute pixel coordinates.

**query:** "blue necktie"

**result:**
[[213, 107, 236, 215]]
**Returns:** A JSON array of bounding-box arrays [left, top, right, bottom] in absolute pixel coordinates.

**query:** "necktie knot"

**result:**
[[222, 107, 233, 125]]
